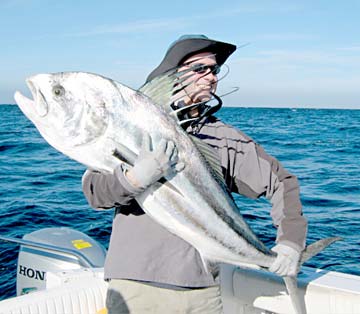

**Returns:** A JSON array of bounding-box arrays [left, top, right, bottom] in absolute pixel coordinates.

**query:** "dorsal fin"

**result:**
[[138, 72, 175, 113], [189, 135, 225, 187], [138, 68, 194, 116]]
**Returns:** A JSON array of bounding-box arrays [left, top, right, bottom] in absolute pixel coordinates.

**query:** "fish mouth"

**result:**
[[14, 76, 49, 118]]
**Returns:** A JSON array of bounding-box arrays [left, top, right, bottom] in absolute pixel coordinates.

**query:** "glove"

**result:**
[[269, 244, 301, 277], [125, 134, 182, 189]]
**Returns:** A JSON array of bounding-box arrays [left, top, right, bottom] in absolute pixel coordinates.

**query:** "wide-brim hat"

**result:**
[[146, 34, 237, 83]]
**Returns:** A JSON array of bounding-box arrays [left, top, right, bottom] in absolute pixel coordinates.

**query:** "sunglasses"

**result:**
[[190, 63, 221, 75]]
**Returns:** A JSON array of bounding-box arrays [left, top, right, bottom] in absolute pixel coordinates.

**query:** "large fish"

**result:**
[[14, 71, 339, 314]]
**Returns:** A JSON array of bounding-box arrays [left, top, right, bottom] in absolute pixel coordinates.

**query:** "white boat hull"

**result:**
[[1, 265, 359, 314], [221, 264, 360, 314], [0, 268, 107, 314]]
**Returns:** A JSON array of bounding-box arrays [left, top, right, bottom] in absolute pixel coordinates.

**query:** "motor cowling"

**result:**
[[16, 227, 106, 296]]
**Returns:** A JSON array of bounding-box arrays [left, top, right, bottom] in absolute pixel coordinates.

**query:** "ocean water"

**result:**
[[0, 105, 359, 300]]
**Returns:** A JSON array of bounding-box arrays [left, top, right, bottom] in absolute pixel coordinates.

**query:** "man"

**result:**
[[82, 34, 308, 313]]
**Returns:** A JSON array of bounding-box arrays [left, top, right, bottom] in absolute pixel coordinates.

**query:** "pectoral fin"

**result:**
[[112, 143, 137, 166]]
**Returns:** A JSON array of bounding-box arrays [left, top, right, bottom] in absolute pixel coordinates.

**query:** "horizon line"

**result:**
[[1, 103, 358, 110]]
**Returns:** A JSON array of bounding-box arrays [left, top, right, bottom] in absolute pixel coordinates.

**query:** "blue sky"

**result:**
[[1, 0, 359, 108]]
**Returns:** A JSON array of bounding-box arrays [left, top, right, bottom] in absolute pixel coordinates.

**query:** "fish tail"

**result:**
[[284, 276, 307, 314], [283, 237, 341, 314], [300, 237, 342, 264]]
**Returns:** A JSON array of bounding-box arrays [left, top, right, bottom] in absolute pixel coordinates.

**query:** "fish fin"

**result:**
[[112, 143, 138, 166], [279, 237, 341, 314], [138, 67, 198, 120], [138, 73, 174, 113], [189, 135, 225, 186], [275, 237, 341, 314], [283, 276, 307, 314], [300, 237, 342, 264]]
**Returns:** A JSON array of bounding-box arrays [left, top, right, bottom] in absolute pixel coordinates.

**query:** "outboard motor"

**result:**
[[15, 227, 106, 296]]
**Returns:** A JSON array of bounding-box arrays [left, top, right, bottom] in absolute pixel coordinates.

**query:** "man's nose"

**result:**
[[204, 70, 217, 82]]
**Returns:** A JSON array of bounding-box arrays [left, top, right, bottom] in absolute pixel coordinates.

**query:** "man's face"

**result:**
[[177, 52, 219, 113]]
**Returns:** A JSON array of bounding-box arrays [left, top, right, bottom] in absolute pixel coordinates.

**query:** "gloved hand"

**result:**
[[269, 244, 301, 277], [125, 134, 182, 189]]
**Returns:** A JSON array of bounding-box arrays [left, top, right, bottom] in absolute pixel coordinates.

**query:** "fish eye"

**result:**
[[52, 85, 65, 97]]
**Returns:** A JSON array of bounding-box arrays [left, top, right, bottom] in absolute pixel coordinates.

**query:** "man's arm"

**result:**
[[82, 167, 143, 210], [232, 141, 308, 252], [228, 136, 307, 277], [193, 118, 307, 251]]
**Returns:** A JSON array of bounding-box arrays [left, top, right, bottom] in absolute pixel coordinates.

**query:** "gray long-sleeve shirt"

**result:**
[[82, 115, 307, 287]]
